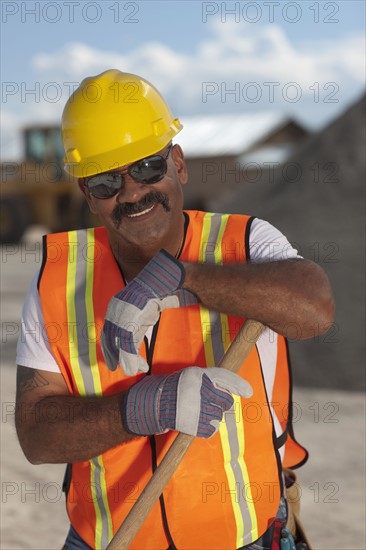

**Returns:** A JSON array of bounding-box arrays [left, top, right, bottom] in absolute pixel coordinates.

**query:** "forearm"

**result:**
[[16, 393, 135, 464], [183, 259, 335, 339]]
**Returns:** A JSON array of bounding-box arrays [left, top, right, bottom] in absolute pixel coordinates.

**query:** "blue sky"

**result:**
[[1, 0, 365, 158]]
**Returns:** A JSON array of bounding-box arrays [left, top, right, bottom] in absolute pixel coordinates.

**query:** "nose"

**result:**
[[115, 174, 150, 204]]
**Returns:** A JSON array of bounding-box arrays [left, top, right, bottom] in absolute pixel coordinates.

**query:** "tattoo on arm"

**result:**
[[16, 367, 49, 399]]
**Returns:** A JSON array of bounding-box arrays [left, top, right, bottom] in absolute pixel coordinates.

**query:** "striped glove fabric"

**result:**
[[101, 249, 197, 376], [122, 367, 253, 437]]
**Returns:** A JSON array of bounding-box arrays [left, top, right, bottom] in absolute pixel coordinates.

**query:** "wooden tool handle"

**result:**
[[107, 319, 265, 549]]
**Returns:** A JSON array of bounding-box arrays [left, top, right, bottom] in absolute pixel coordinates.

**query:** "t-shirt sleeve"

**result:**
[[16, 272, 61, 373], [248, 218, 302, 262]]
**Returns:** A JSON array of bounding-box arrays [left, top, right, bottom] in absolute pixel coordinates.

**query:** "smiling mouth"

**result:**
[[112, 191, 171, 229], [126, 204, 156, 218]]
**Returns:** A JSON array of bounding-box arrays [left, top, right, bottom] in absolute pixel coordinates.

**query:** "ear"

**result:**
[[171, 144, 188, 185], [78, 179, 98, 214]]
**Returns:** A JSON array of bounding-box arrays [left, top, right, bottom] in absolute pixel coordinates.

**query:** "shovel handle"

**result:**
[[107, 319, 265, 549]]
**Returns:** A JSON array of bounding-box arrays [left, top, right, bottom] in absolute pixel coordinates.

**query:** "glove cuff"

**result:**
[[134, 249, 185, 297], [121, 375, 166, 436], [159, 249, 186, 287], [118, 391, 136, 435]]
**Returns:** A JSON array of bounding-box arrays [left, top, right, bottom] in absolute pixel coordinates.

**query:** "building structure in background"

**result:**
[[180, 112, 308, 210]]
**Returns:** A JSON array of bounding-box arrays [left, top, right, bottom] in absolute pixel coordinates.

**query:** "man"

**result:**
[[15, 70, 334, 550]]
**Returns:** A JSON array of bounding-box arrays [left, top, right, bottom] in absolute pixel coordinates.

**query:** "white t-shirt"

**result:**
[[16, 219, 301, 373]]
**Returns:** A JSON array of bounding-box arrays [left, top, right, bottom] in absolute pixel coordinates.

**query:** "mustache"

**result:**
[[111, 191, 171, 228]]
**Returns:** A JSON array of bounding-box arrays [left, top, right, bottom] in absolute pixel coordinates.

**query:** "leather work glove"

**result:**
[[101, 249, 197, 376], [122, 367, 253, 437]]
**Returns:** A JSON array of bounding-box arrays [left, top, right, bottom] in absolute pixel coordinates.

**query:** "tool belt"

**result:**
[[284, 468, 313, 550]]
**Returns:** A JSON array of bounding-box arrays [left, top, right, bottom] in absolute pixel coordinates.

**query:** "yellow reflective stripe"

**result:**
[[199, 213, 215, 366], [214, 214, 229, 264], [220, 397, 244, 547], [199, 211, 214, 262], [85, 229, 103, 396], [98, 455, 114, 544], [219, 314, 232, 357], [235, 398, 258, 543], [66, 231, 86, 396], [215, 215, 232, 353]]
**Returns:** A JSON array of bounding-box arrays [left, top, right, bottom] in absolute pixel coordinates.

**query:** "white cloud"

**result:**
[[31, 22, 365, 89], [191, 21, 365, 86], [33, 42, 130, 78], [2, 22, 365, 159]]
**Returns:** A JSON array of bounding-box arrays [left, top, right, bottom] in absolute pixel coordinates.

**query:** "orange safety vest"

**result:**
[[38, 211, 308, 550]]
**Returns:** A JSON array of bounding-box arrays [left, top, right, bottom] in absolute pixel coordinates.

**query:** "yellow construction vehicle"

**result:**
[[0, 125, 98, 243]]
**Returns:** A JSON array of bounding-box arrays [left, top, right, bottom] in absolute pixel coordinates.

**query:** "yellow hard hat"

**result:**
[[61, 69, 183, 177]]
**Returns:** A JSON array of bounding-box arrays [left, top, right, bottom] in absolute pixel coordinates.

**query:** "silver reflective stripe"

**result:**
[[204, 213, 221, 264], [208, 309, 225, 365], [204, 214, 226, 361], [74, 230, 95, 395]]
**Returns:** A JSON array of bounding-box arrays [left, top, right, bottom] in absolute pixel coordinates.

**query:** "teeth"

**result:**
[[127, 205, 155, 218]]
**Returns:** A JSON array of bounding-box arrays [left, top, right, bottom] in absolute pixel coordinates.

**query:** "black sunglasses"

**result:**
[[85, 144, 173, 199]]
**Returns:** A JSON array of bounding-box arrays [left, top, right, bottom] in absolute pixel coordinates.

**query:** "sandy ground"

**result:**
[[1, 236, 365, 550]]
